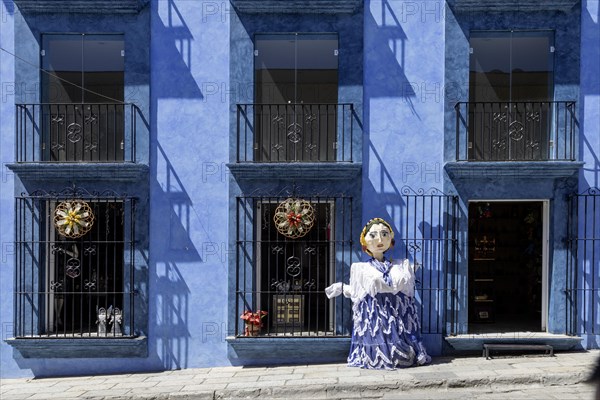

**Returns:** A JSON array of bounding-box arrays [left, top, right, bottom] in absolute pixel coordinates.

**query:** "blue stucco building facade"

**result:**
[[0, 0, 598, 378]]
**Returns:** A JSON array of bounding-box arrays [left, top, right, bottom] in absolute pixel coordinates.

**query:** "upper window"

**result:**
[[42, 34, 124, 104], [38, 34, 126, 162], [465, 31, 563, 161], [254, 33, 338, 106], [469, 31, 554, 103], [252, 33, 341, 162]]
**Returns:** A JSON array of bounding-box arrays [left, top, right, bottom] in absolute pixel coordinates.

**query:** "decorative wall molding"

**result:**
[[447, 0, 580, 12], [14, 0, 149, 14], [445, 161, 584, 180], [230, 0, 362, 14]]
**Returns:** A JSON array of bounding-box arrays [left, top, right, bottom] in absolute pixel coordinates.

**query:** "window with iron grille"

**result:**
[[567, 187, 600, 336], [235, 195, 354, 337], [14, 188, 137, 338]]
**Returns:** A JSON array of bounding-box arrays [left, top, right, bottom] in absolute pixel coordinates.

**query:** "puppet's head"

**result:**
[[360, 218, 395, 257]]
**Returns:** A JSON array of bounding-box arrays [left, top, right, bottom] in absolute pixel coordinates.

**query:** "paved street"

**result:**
[[1, 350, 599, 399]]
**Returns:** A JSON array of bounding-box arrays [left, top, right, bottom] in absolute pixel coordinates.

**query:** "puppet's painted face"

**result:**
[[364, 223, 392, 257]]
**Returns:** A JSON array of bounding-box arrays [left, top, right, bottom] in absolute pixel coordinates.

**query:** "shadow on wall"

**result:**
[[152, 262, 190, 370], [581, 2, 600, 188], [362, 0, 419, 240], [364, 0, 418, 116], [1, 0, 13, 15], [148, 0, 205, 370], [148, 141, 200, 370], [152, 0, 203, 99]]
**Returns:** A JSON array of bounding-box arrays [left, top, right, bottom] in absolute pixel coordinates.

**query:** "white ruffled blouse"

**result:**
[[325, 259, 416, 302]]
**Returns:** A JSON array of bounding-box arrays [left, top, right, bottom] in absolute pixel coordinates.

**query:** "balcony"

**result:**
[[16, 103, 140, 163], [455, 101, 576, 162], [236, 103, 355, 163]]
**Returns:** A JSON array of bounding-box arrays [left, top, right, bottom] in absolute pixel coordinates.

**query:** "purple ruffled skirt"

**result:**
[[348, 292, 431, 369]]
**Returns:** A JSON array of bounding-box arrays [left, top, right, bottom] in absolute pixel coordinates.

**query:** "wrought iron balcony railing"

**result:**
[[236, 103, 354, 163], [455, 101, 576, 162], [16, 103, 140, 163]]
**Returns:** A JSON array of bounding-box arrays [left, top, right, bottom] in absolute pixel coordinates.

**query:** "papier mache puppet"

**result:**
[[326, 218, 431, 369]]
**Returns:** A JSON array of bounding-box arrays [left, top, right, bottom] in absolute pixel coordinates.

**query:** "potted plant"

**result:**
[[240, 310, 267, 336]]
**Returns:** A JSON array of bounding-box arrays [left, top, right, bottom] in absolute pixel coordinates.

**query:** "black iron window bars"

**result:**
[[235, 194, 354, 337], [14, 186, 137, 338]]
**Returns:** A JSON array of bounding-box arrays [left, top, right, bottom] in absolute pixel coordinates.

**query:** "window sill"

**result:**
[[226, 336, 349, 365], [445, 161, 584, 180], [5, 336, 147, 358]]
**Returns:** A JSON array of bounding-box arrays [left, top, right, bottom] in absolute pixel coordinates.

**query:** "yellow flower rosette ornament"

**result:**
[[273, 198, 315, 239], [54, 200, 95, 238]]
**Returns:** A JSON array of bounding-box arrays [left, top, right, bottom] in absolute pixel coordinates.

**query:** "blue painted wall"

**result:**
[[364, 0, 445, 224], [581, 0, 600, 189], [0, 0, 17, 379], [149, 0, 231, 371], [0, 0, 598, 379], [578, 0, 600, 348], [363, 0, 446, 353]]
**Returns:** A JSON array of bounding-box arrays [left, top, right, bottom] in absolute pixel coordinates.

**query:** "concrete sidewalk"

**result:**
[[1, 350, 598, 400]]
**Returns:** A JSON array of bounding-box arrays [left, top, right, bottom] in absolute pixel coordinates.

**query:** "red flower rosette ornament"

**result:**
[[273, 198, 315, 239]]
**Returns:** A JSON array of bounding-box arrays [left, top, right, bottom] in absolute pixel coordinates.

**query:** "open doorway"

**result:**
[[468, 201, 545, 333]]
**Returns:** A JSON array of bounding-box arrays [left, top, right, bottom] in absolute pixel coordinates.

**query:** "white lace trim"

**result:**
[[347, 293, 429, 369], [325, 259, 416, 302]]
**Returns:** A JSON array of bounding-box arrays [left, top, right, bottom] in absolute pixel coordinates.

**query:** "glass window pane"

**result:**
[[469, 33, 511, 102], [255, 34, 296, 103], [254, 33, 338, 104], [511, 32, 554, 101], [83, 35, 124, 103], [296, 34, 338, 104], [42, 34, 83, 103]]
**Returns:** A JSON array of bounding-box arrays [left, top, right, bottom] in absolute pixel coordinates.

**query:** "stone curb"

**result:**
[[97, 370, 588, 400]]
